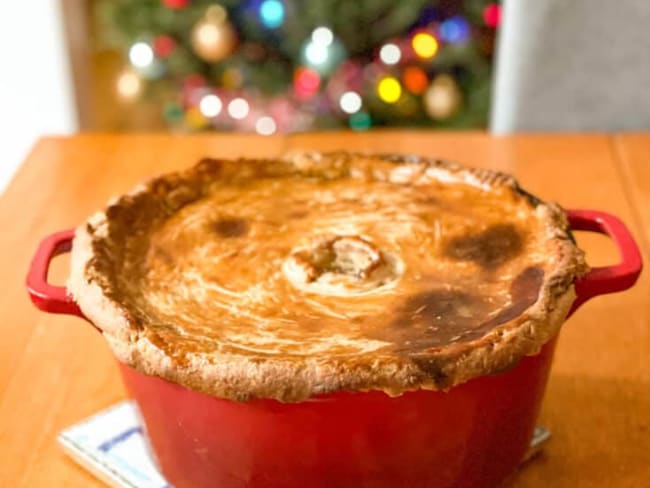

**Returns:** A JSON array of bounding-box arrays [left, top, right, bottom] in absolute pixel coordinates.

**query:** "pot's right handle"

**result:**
[[567, 210, 642, 314], [26, 229, 86, 319]]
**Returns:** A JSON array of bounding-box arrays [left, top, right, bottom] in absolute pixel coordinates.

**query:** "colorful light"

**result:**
[[185, 107, 208, 129], [438, 16, 471, 44], [403, 66, 428, 95], [483, 4, 501, 28], [153, 35, 176, 58], [294, 67, 321, 99], [163, 102, 184, 123], [412, 32, 439, 59], [129, 42, 154, 68], [255, 116, 277, 135], [305, 42, 328, 65], [260, 0, 284, 29], [311, 27, 334, 47], [349, 112, 372, 131], [227, 97, 249, 119], [379, 43, 401, 65], [377, 77, 402, 104], [222, 67, 244, 89], [339, 91, 362, 114], [199, 93, 222, 117], [116, 70, 142, 100]]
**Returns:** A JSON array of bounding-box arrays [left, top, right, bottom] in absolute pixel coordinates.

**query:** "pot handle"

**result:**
[[567, 209, 642, 313], [26, 229, 86, 318]]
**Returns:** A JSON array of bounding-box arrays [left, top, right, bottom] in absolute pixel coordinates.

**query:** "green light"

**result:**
[[349, 112, 372, 131]]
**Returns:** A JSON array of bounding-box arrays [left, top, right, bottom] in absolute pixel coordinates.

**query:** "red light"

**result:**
[[294, 67, 321, 100], [403, 66, 428, 95], [483, 4, 501, 28], [153, 35, 176, 58]]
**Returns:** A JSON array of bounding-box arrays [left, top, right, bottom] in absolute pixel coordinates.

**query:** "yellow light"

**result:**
[[377, 77, 402, 104], [116, 70, 142, 101], [412, 32, 439, 59]]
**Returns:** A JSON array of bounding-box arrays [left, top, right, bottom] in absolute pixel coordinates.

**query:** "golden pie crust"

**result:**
[[68, 152, 588, 402]]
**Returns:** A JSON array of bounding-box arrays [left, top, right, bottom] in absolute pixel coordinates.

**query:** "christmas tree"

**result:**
[[97, 0, 501, 134]]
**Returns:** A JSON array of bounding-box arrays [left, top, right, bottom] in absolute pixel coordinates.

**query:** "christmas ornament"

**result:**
[[191, 5, 236, 63], [424, 74, 462, 120], [162, 0, 190, 8]]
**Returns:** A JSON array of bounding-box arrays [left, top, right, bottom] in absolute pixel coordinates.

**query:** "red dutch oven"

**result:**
[[27, 209, 641, 488]]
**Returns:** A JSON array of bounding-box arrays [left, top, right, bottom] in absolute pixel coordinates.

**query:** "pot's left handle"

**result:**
[[26, 229, 86, 318]]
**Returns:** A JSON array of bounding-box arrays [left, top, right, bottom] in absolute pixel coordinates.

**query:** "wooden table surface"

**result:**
[[1, 132, 648, 487]]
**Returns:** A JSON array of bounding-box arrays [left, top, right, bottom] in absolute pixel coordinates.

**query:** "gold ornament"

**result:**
[[191, 5, 236, 63], [424, 74, 462, 120]]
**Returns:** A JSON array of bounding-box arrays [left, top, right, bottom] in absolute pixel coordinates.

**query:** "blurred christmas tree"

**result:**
[[97, 0, 501, 134]]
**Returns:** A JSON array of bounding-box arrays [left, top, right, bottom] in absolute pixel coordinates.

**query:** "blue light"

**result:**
[[260, 0, 284, 29], [439, 16, 471, 44]]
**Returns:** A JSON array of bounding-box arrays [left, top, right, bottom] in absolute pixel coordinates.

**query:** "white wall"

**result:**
[[0, 0, 77, 194]]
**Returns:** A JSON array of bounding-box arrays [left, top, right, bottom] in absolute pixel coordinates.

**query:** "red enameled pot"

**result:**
[[27, 210, 642, 488]]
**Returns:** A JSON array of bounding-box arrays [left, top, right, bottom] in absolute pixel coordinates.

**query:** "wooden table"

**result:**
[[1, 132, 648, 487]]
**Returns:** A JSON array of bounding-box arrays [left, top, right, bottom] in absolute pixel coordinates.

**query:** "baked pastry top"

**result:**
[[68, 152, 587, 402]]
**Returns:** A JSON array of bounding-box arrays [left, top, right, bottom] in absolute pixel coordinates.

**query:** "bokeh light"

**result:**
[[116, 70, 142, 100], [379, 43, 401, 65], [377, 77, 402, 103], [227, 97, 250, 119], [259, 0, 284, 29], [305, 42, 328, 65], [349, 112, 372, 131], [294, 67, 321, 99], [483, 4, 501, 28], [438, 16, 471, 44], [403, 66, 428, 95], [339, 91, 362, 114], [199, 93, 222, 117], [255, 116, 277, 135], [129, 42, 154, 68], [412, 32, 439, 59], [311, 27, 334, 47]]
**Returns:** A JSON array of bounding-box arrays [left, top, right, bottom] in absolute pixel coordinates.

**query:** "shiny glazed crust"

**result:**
[[68, 152, 588, 402]]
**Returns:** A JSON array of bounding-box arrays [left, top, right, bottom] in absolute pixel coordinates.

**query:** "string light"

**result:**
[[129, 42, 154, 68], [116, 70, 142, 100], [412, 32, 439, 59], [339, 91, 362, 114], [305, 42, 328, 65], [483, 4, 501, 28], [227, 98, 249, 119], [199, 93, 222, 117], [379, 43, 401, 65], [377, 77, 402, 103], [255, 116, 277, 135], [294, 67, 320, 99], [349, 112, 372, 131], [403, 66, 428, 94], [259, 0, 284, 29], [438, 16, 471, 44], [311, 27, 333, 47]]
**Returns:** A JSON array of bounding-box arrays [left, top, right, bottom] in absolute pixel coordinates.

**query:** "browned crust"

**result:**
[[67, 152, 588, 402]]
